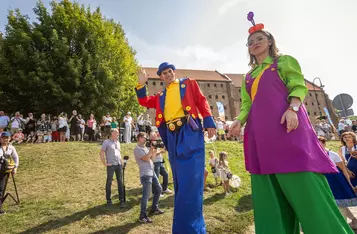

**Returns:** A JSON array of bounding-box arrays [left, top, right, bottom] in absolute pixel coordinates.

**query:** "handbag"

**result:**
[[211, 167, 217, 173]]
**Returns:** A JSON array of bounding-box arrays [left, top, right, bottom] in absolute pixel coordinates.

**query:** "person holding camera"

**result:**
[[150, 132, 172, 195], [0, 132, 19, 215], [134, 132, 164, 223], [100, 129, 125, 208]]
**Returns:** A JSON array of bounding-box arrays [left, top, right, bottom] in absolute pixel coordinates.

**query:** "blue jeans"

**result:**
[[154, 162, 168, 191], [140, 174, 162, 216], [106, 164, 124, 202]]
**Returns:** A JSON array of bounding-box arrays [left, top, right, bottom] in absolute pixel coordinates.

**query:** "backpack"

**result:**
[[0, 146, 15, 174]]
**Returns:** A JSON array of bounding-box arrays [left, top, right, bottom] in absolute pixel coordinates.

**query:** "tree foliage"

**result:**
[[0, 0, 143, 118]]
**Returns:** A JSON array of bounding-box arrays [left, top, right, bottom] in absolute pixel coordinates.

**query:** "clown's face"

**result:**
[[248, 32, 271, 57], [160, 68, 176, 86]]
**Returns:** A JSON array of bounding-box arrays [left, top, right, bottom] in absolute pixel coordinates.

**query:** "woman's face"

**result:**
[[41, 113, 45, 119], [73, 110, 77, 115], [343, 134, 354, 144], [90, 114, 94, 119], [248, 32, 270, 56], [209, 152, 213, 158]]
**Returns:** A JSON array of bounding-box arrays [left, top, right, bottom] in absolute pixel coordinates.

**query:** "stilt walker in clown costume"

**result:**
[[229, 12, 354, 234], [135, 64, 216, 233]]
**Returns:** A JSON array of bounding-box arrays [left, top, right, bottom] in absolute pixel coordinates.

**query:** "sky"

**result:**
[[1, 0, 356, 112]]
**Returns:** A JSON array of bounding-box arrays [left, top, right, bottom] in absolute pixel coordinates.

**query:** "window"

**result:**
[[224, 106, 227, 110], [305, 102, 308, 106], [240, 98, 242, 102], [153, 82, 156, 86], [312, 102, 314, 106], [308, 112, 310, 116], [208, 95, 212, 99], [160, 82, 163, 86], [214, 84, 217, 87], [309, 93, 312, 97], [314, 112, 317, 116], [222, 95, 225, 99], [207, 84, 211, 87], [221, 84, 224, 88], [210, 106, 213, 109], [225, 116, 228, 120], [215, 95, 218, 99]]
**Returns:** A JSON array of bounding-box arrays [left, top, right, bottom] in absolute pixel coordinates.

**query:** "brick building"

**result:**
[[142, 67, 337, 126]]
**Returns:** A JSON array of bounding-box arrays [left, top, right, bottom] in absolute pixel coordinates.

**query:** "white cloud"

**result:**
[[126, 32, 248, 73], [218, 0, 246, 15]]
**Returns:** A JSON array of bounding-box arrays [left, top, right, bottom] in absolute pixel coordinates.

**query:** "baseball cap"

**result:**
[[1, 132, 11, 137]]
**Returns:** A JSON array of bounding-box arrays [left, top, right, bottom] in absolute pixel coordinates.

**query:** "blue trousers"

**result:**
[[140, 174, 162, 216], [166, 120, 206, 234]]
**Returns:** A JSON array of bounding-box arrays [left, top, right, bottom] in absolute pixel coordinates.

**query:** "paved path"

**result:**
[[245, 207, 357, 234]]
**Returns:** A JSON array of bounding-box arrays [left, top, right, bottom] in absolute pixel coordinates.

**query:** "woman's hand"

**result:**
[[229, 120, 241, 137], [281, 110, 299, 133]]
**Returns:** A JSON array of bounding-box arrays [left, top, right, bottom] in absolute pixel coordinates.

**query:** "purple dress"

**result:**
[[243, 60, 337, 175]]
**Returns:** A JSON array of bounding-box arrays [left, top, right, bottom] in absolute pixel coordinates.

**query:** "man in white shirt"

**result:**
[[9, 112, 25, 135], [338, 119, 346, 136], [137, 113, 145, 132]]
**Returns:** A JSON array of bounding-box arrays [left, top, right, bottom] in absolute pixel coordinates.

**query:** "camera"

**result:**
[[145, 139, 165, 149], [123, 155, 129, 169]]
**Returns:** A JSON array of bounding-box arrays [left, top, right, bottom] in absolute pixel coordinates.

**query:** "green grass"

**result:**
[[0, 140, 342, 234]]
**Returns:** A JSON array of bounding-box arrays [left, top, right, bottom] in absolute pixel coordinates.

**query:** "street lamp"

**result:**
[[313, 77, 331, 119], [312, 77, 323, 116]]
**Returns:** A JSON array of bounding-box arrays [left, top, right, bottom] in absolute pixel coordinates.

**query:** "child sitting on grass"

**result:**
[[12, 128, 25, 144], [218, 151, 232, 196]]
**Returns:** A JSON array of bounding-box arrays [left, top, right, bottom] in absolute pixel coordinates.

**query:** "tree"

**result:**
[[0, 0, 143, 119]]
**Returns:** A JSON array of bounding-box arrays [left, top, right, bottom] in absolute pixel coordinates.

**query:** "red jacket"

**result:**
[[135, 78, 215, 129]]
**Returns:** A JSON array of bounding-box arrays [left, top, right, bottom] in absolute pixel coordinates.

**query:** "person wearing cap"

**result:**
[[0, 132, 19, 215], [229, 12, 352, 234], [123, 112, 133, 143], [135, 62, 216, 233], [11, 128, 25, 144]]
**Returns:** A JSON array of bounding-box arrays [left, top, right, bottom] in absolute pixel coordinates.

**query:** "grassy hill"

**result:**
[[0, 140, 342, 234]]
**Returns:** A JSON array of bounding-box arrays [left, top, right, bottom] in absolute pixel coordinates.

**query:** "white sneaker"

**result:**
[[162, 189, 173, 194], [160, 194, 164, 198]]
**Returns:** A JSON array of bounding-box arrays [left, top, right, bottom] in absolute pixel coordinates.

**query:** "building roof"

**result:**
[[225, 73, 244, 87], [143, 67, 230, 82], [144, 67, 323, 91]]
